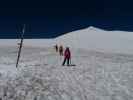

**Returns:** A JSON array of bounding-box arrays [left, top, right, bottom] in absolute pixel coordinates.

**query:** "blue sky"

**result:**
[[0, 0, 133, 38]]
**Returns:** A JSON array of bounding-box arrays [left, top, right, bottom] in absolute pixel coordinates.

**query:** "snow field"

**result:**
[[0, 26, 133, 100]]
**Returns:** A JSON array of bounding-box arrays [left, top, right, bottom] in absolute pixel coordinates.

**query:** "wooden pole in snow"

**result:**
[[16, 24, 25, 68]]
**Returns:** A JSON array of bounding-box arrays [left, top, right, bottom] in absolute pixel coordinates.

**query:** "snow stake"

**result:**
[[16, 24, 25, 68]]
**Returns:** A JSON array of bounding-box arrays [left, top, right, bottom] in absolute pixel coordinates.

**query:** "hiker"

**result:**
[[62, 47, 71, 66], [59, 45, 63, 56], [54, 44, 58, 52]]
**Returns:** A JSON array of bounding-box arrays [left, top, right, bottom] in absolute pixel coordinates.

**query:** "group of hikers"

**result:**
[[54, 44, 71, 66]]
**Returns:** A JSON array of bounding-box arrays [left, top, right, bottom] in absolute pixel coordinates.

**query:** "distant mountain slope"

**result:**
[[55, 26, 133, 54], [0, 26, 133, 53]]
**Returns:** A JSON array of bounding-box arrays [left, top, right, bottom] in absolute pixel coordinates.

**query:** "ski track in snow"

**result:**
[[0, 47, 133, 100]]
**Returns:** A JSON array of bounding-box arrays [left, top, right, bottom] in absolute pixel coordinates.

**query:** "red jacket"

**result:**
[[64, 49, 71, 58]]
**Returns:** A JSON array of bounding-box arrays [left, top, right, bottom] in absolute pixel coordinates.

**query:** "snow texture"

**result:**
[[0, 27, 133, 100]]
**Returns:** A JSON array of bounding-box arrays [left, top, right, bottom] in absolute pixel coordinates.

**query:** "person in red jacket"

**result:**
[[62, 47, 71, 66]]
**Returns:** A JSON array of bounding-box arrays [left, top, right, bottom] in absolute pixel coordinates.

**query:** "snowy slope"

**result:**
[[55, 26, 133, 54], [1, 27, 133, 100], [1, 26, 133, 53], [0, 39, 54, 47], [0, 47, 96, 100], [0, 47, 133, 100]]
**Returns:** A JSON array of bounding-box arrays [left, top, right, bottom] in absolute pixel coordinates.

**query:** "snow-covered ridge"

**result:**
[[0, 26, 133, 53], [55, 26, 133, 54]]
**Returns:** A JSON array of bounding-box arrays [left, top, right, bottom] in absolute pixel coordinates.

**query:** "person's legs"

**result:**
[[67, 58, 70, 66], [62, 57, 66, 66], [56, 47, 58, 52]]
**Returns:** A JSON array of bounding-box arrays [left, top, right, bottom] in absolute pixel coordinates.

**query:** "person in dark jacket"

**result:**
[[54, 44, 58, 52], [62, 47, 71, 66], [59, 45, 63, 56]]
